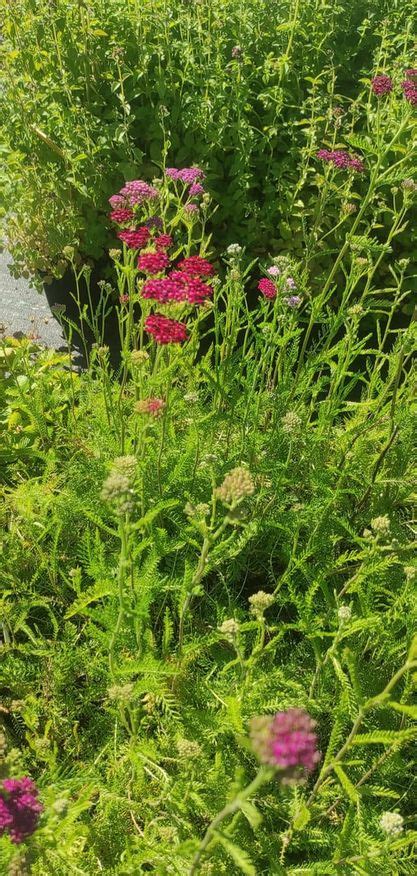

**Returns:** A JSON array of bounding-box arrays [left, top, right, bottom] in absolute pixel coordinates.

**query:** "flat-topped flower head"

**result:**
[[371, 75, 393, 96], [166, 167, 205, 184], [109, 208, 134, 224], [380, 811, 404, 836], [154, 234, 173, 251], [144, 314, 188, 344], [189, 182, 205, 197], [145, 215, 164, 229], [117, 227, 150, 249], [402, 79, 417, 106], [135, 397, 166, 417], [0, 777, 43, 844], [177, 256, 215, 277], [249, 709, 320, 782], [137, 252, 169, 274], [215, 467, 254, 505], [267, 265, 280, 276], [317, 149, 364, 172], [286, 295, 302, 308], [119, 179, 159, 206], [258, 278, 277, 299]]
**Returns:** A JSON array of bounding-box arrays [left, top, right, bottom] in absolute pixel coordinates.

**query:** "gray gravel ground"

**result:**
[[0, 250, 65, 347]]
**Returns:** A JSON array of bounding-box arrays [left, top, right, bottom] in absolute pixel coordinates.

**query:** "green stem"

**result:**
[[189, 767, 274, 874]]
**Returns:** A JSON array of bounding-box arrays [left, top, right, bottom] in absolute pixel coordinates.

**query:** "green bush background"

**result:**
[[1, 0, 416, 277]]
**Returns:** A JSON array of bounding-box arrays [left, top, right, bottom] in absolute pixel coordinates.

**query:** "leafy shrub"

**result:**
[[1, 0, 416, 282], [0, 166, 416, 874]]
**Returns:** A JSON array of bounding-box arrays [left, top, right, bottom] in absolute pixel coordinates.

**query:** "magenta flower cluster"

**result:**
[[371, 75, 393, 96], [402, 70, 417, 106], [317, 149, 364, 173], [249, 709, 320, 781], [117, 227, 150, 249], [137, 251, 170, 275], [370, 69, 417, 105], [0, 777, 43, 844], [144, 314, 188, 344], [165, 167, 205, 184], [258, 278, 277, 299], [141, 256, 215, 306]]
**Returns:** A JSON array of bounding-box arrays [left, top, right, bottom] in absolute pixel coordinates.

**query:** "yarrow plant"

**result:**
[[1, 44, 417, 870]]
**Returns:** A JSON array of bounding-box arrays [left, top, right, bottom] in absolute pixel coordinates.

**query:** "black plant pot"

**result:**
[[42, 260, 121, 368]]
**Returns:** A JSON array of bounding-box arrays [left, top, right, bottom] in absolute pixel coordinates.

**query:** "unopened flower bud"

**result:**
[[215, 467, 254, 505], [281, 411, 301, 434], [218, 618, 239, 638], [371, 515, 390, 537], [379, 811, 404, 836], [337, 604, 352, 624], [249, 591, 274, 619], [131, 349, 149, 366], [107, 683, 134, 702], [176, 738, 202, 759]]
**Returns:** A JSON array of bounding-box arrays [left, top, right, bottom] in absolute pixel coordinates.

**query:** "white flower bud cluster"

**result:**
[[249, 590, 274, 619], [218, 618, 239, 638], [337, 604, 352, 624], [281, 411, 302, 434], [379, 811, 404, 836], [370, 515, 390, 537]]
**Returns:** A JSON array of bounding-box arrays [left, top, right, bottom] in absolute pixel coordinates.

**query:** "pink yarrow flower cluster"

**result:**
[[141, 254, 215, 305], [371, 75, 393, 96], [137, 252, 170, 275], [109, 180, 159, 211], [317, 149, 365, 172], [109, 208, 134, 224], [177, 256, 215, 277], [144, 314, 188, 344], [166, 167, 205, 183], [136, 397, 166, 416], [249, 709, 320, 782], [258, 278, 277, 299], [155, 234, 173, 251], [142, 273, 213, 306], [0, 777, 43, 844], [117, 227, 150, 250]]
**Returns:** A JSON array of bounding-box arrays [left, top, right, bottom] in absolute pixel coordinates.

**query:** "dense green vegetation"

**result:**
[[0, 1, 416, 874]]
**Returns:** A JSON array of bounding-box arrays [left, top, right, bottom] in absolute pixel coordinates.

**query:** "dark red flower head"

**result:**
[[137, 252, 170, 275], [371, 75, 393, 96], [177, 256, 215, 277], [258, 278, 277, 299], [144, 314, 188, 344], [117, 227, 150, 249]]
